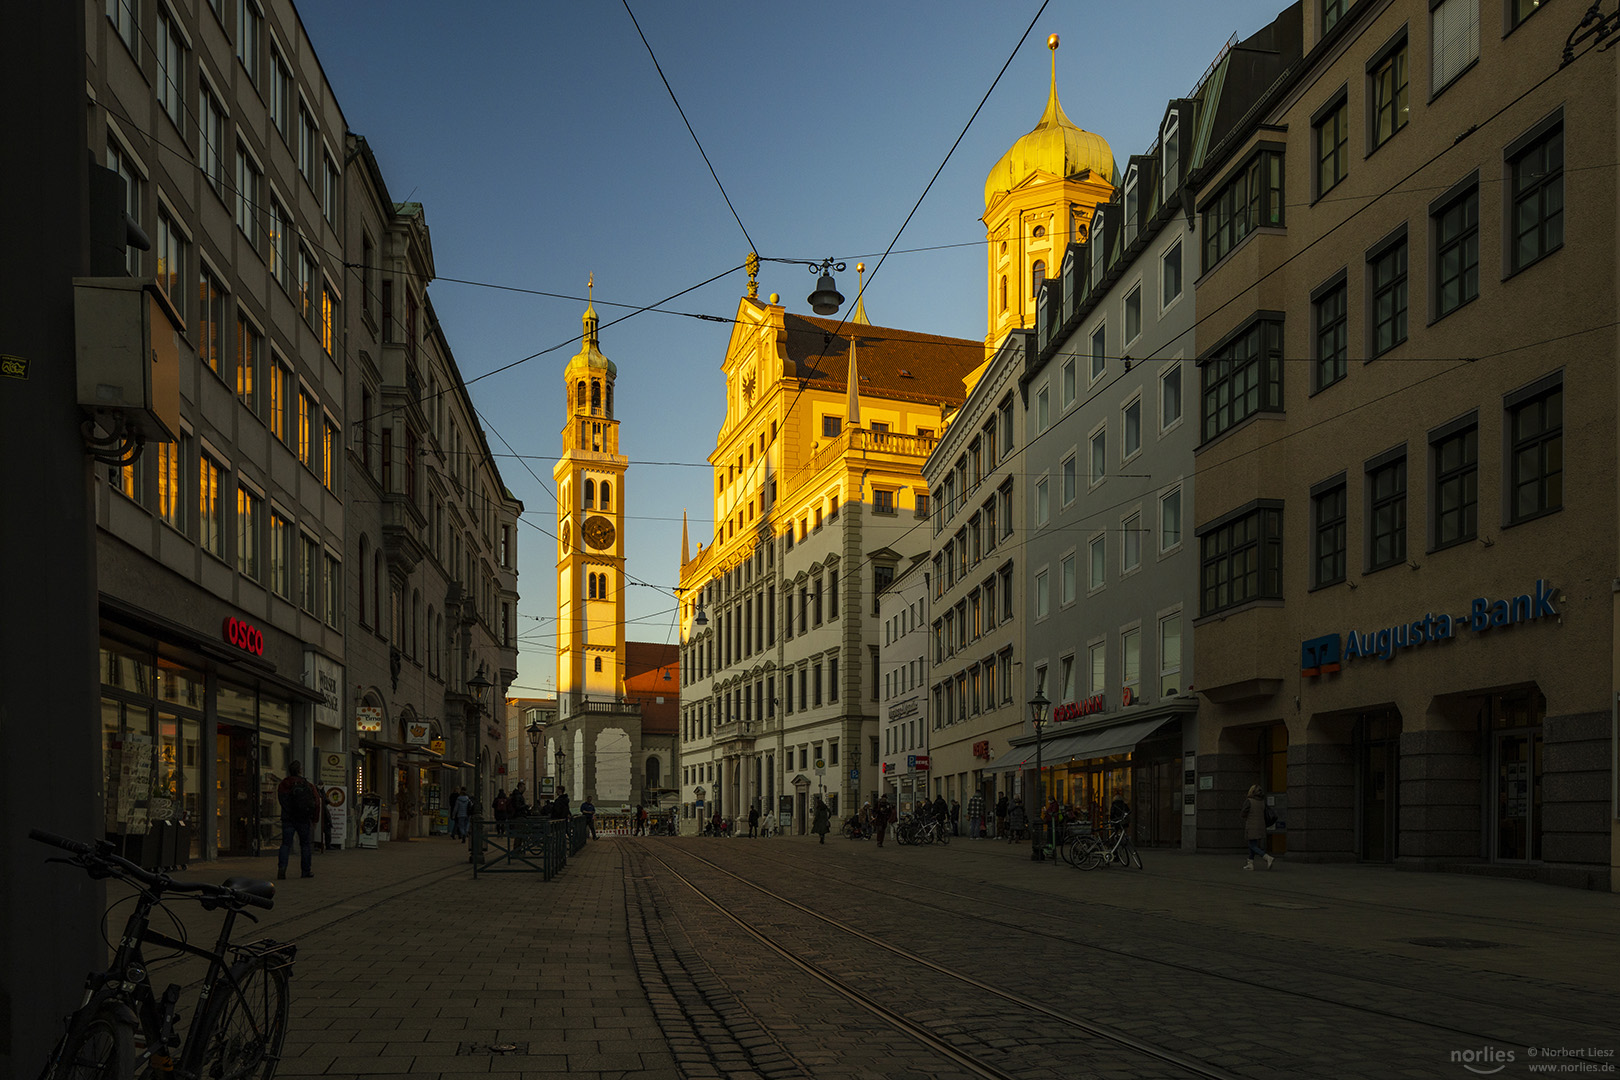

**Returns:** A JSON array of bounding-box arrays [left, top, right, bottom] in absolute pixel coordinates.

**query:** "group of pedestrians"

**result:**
[[449, 785, 575, 841]]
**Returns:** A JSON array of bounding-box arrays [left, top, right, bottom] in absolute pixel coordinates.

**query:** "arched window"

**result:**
[[645, 757, 661, 787], [583, 479, 595, 508], [605, 383, 613, 418], [599, 571, 609, 595], [600, 481, 612, 510], [591, 380, 601, 412], [587, 573, 597, 600], [358, 536, 371, 627], [372, 551, 383, 631], [411, 589, 421, 658], [1031, 260, 1046, 296], [576, 381, 587, 409], [999, 275, 1007, 312], [594, 657, 603, 672]]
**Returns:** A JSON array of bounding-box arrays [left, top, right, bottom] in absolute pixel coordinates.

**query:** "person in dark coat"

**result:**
[[994, 793, 1009, 839], [550, 789, 571, 821], [276, 761, 321, 880], [811, 797, 832, 843], [1242, 784, 1274, 870], [950, 797, 961, 836], [874, 796, 893, 847], [748, 805, 760, 837], [931, 794, 949, 830]]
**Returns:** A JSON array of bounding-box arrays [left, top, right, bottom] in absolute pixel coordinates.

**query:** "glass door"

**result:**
[[1494, 731, 1542, 861], [1356, 710, 1401, 862]]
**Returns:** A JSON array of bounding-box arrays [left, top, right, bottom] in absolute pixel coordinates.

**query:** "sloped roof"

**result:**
[[782, 314, 979, 406]]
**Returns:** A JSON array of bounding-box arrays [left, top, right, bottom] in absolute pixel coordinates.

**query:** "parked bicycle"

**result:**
[[840, 815, 872, 840], [32, 829, 296, 1080], [893, 814, 950, 846], [1068, 819, 1144, 870]]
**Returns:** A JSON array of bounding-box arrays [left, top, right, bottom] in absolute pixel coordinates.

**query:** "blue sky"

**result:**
[[297, 0, 1291, 696]]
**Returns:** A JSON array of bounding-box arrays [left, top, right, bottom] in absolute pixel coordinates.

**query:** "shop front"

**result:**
[[99, 600, 324, 864]]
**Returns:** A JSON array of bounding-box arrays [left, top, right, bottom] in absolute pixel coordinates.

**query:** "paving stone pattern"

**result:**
[[122, 832, 1620, 1079]]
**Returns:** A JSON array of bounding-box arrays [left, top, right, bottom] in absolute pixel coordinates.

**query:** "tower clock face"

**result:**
[[582, 514, 616, 550]]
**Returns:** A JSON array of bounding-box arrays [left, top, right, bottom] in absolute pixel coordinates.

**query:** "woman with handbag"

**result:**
[[1242, 784, 1275, 870]]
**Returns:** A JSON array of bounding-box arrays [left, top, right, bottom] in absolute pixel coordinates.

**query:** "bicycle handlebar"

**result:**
[[30, 829, 275, 910]]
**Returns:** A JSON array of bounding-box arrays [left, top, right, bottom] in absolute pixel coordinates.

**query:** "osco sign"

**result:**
[[222, 616, 265, 656]]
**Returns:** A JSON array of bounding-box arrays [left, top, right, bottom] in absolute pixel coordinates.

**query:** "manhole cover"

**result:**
[[458, 1043, 529, 1055], [1408, 937, 1504, 949], [1255, 901, 1321, 909]]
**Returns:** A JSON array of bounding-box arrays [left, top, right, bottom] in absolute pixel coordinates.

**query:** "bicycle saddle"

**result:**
[[222, 877, 276, 901]]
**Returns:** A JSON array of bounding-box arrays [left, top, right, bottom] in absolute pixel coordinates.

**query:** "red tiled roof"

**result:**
[[782, 314, 980, 406]]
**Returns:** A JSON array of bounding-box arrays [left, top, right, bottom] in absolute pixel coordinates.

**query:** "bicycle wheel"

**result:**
[[43, 999, 133, 1080], [935, 826, 949, 846], [193, 957, 290, 1080], [1075, 836, 1106, 870], [1127, 839, 1143, 870]]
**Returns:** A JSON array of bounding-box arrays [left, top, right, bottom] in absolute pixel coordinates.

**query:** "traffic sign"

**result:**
[[814, 759, 825, 771], [849, 768, 859, 780]]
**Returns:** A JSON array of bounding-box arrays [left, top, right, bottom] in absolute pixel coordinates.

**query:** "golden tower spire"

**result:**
[[850, 261, 870, 325]]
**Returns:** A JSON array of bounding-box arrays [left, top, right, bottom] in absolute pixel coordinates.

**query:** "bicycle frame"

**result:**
[[99, 886, 270, 1077]]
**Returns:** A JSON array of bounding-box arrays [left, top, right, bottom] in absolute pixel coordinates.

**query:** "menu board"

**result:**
[[107, 734, 155, 834]]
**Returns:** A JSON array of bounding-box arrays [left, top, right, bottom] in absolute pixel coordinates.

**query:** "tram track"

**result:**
[[688, 839, 1620, 1037], [630, 843, 1243, 1080]]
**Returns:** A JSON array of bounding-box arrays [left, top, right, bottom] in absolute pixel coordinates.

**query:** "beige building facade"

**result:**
[[1190, 0, 1616, 887]]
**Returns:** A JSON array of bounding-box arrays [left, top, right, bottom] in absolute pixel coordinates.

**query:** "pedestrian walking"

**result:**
[[1008, 802, 1027, 843], [493, 789, 510, 836], [966, 791, 984, 839], [1242, 784, 1275, 870], [509, 784, 528, 818], [580, 798, 597, 838], [634, 803, 649, 835], [995, 793, 1008, 839], [950, 797, 961, 836], [450, 787, 471, 840], [275, 761, 321, 880], [748, 805, 760, 837], [931, 794, 949, 832], [874, 795, 893, 847], [811, 797, 831, 843]]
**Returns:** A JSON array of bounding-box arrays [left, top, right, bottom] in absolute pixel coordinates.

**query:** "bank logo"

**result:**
[[1300, 634, 1341, 677]]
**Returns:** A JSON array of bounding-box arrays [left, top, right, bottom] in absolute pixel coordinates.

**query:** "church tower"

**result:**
[[553, 281, 628, 708], [981, 35, 1116, 360]]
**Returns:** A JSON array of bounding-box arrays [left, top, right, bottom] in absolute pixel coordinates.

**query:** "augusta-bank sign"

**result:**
[[1301, 579, 1558, 676]]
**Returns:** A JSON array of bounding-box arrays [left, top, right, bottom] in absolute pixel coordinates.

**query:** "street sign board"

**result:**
[[814, 759, 825, 771], [915, 755, 931, 770], [849, 768, 859, 780]]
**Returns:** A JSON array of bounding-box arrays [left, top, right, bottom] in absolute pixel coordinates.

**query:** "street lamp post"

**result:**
[[1028, 688, 1050, 863], [526, 718, 544, 798], [466, 663, 492, 862]]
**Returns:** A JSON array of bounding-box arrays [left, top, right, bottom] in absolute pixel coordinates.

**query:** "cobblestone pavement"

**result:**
[[108, 833, 1619, 1080]]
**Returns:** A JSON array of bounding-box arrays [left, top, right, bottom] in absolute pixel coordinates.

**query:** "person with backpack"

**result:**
[[277, 761, 321, 880], [493, 789, 510, 835]]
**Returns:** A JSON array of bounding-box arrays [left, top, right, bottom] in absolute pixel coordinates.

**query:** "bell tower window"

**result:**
[[584, 479, 595, 508], [576, 380, 587, 410], [601, 481, 612, 510], [594, 657, 603, 672], [591, 380, 601, 413]]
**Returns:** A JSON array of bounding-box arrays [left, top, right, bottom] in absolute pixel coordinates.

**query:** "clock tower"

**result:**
[[554, 282, 628, 706]]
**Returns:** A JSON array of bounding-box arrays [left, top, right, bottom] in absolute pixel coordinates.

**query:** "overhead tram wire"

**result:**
[[622, 0, 757, 255]]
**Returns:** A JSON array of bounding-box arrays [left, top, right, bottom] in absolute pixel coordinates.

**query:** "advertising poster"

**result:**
[[358, 794, 381, 849], [324, 786, 348, 849]]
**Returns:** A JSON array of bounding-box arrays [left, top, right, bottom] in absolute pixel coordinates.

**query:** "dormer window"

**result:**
[[1163, 116, 1180, 190], [1091, 216, 1106, 281], [1124, 168, 1139, 246]]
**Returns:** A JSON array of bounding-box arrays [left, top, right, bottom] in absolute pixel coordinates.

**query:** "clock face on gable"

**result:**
[[582, 514, 616, 550]]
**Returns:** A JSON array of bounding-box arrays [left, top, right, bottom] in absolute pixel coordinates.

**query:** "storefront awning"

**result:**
[[983, 744, 1041, 774], [1042, 716, 1177, 763], [983, 716, 1177, 773]]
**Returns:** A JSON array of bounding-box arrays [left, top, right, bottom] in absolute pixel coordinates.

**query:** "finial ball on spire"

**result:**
[[856, 262, 865, 273], [1048, 33, 1059, 50]]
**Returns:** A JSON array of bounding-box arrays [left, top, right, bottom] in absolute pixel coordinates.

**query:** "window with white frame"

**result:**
[[1123, 168, 1139, 245], [1124, 283, 1142, 344], [1060, 553, 1075, 605], [1035, 477, 1049, 526], [1121, 627, 1141, 697], [1088, 534, 1105, 591], [1036, 385, 1049, 432], [1123, 512, 1142, 574], [237, 0, 262, 86], [1161, 363, 1183, 429], [1162, 240, 1182, 308], [1159, 487, 1182, 552], [1162, 115, 1179, 189], [235, 147, 261, 249], [200, 83, 226, 199], [1035, 568, 1049, 619], [107, 140, 143, 276], [237, 485, 261, 579], [1089, 640, 1106, 695], [1059, 655, 1075, 701], [1061, 357, 1076, 408], [1090, 325, 1106, 381], [155, 204, 186, 318], [1061, 453, 1076, 505], [269, 42, 291, 138], [1089, 425, 1106, 486], [1159, 612, 1182, 696], [1122, 397, 1142, 460]]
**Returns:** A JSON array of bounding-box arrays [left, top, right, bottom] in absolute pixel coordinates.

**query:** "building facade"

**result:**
[[678, 281, 979, 835], [86, 0, 519, 860], [1190, 0, 1616, 887], [1009, 7, 1302, 847], [876, 554, 932, 815], [924, 331, 1030, 823]]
